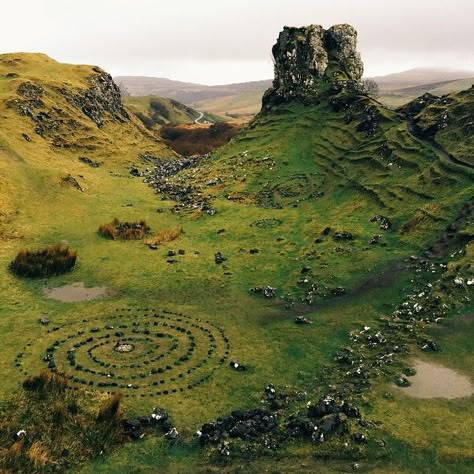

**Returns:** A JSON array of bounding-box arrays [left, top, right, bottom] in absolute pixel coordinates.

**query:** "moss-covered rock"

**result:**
[[263, 23, 364, 108]]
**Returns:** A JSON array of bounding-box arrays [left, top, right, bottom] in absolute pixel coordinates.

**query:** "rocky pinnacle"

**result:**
[[262, 24, 364, 108]]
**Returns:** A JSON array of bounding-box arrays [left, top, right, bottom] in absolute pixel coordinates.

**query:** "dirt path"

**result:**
[[194, 111, 204, 124]]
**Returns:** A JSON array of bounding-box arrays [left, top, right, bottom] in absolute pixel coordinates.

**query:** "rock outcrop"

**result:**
[[61, 69, 130, 127], [10, 69, 130, 145], [262, 24, 363, 108]]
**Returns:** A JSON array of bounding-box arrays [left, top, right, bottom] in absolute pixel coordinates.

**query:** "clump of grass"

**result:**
[[96, 393, 122, 423], [10, 244, 77, 278], [23, 370, 68, 398], [145, 227, 183, 246], [0, 371, 125, 472], [98, 218, 150, 240]]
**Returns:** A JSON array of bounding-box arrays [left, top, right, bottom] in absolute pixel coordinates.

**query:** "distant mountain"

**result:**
[[372, 67, 474, 91], [115, 68, 474, 118], [377, 76, 474, 108], [115, 76, 272, 104]]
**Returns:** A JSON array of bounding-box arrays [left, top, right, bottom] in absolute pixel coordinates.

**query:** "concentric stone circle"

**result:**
[[17, 308, 230, 397], [251, 218, 282, 229]]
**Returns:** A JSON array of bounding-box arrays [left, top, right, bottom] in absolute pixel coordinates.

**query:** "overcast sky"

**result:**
[[1, 0, 473, 85]]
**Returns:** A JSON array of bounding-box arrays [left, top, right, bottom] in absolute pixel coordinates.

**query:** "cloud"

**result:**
[[1, 0, 473, 83]]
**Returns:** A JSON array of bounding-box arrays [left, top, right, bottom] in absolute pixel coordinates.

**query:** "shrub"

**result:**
[[98, 218, 150, 240], [160, 123, 241, 156], [10, 244, 77, 278]]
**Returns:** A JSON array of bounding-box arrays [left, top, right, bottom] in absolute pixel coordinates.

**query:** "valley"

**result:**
[[0, 21, 472, 474]]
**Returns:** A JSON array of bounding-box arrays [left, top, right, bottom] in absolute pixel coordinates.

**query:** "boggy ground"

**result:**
[[0, 55, 473, 473]]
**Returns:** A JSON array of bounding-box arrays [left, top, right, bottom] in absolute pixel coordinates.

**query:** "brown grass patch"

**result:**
[[98, 218, 150, 240], [160, 122, 241, 156], [145, 227, 183, 246], [10, 244, 77, 278]]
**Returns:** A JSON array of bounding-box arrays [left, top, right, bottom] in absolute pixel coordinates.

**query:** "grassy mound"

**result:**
[[10, 244, 77, 278], [0, 371, 124, 473], [98, 218, 150, 240]]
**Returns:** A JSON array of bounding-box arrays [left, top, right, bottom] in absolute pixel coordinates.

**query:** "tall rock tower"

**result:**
[[262, 24, 364, 109]]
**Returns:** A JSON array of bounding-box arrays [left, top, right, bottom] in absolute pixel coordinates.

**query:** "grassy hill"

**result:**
[[379, 77, 474, 107], [373, 68, 474, 90], [0, 53, 473, 473], [115, 75, 272, 104], [123, 95, 222, 132], [123, 95, 201, 129]]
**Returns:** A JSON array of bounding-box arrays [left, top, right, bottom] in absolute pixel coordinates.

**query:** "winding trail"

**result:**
[[194, 111, 204, 124]]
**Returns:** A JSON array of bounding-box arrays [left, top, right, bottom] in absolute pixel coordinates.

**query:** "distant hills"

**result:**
[[116, 76, 271, 105], [372, 67, 474, 90], [373, 68, 474, 107], [115, 68, 474, 118], [123, 96, 214, 131]]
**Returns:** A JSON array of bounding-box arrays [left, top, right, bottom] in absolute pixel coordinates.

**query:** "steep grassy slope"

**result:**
[[0, 53, 176, 243], [0, 53, 473, 473]]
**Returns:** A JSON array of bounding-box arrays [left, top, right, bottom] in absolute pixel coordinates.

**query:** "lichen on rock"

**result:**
[[263, 23, 364, 109]]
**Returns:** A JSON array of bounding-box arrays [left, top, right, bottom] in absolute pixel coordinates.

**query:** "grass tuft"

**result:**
[[0, 372, 126, 472], [98, 218, 150, 240], [10, 244, 77, 278], [145, 226, 183, 246]]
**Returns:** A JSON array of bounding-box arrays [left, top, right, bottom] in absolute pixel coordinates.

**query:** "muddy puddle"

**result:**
[[398, 359, 473, 399], [44, 282, 113, 302]]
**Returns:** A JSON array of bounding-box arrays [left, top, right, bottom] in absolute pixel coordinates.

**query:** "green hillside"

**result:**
[[123, 95, 222, 131], [0, 39, 473, 474]]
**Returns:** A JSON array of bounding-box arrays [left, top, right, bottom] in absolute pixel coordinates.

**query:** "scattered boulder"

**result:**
[[198, 408, 278, 445], [165, 427, 179, 441], [333, 231, 354, 241], [79, 156, 100, 168], [215, 252, 227, 264], [331, 287, 346, 296], [229, 360, 247, 371], [294, 316, 312, 325], [370, 215, 391, 230], [251, 286, 277, 298]]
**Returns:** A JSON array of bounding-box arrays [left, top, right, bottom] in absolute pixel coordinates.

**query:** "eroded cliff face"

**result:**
[[12, 69, 130, 139], [263, 23, 364, 108]]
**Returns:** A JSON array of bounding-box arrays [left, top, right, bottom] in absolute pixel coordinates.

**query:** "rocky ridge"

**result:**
[[8, 69, 129, 146]]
